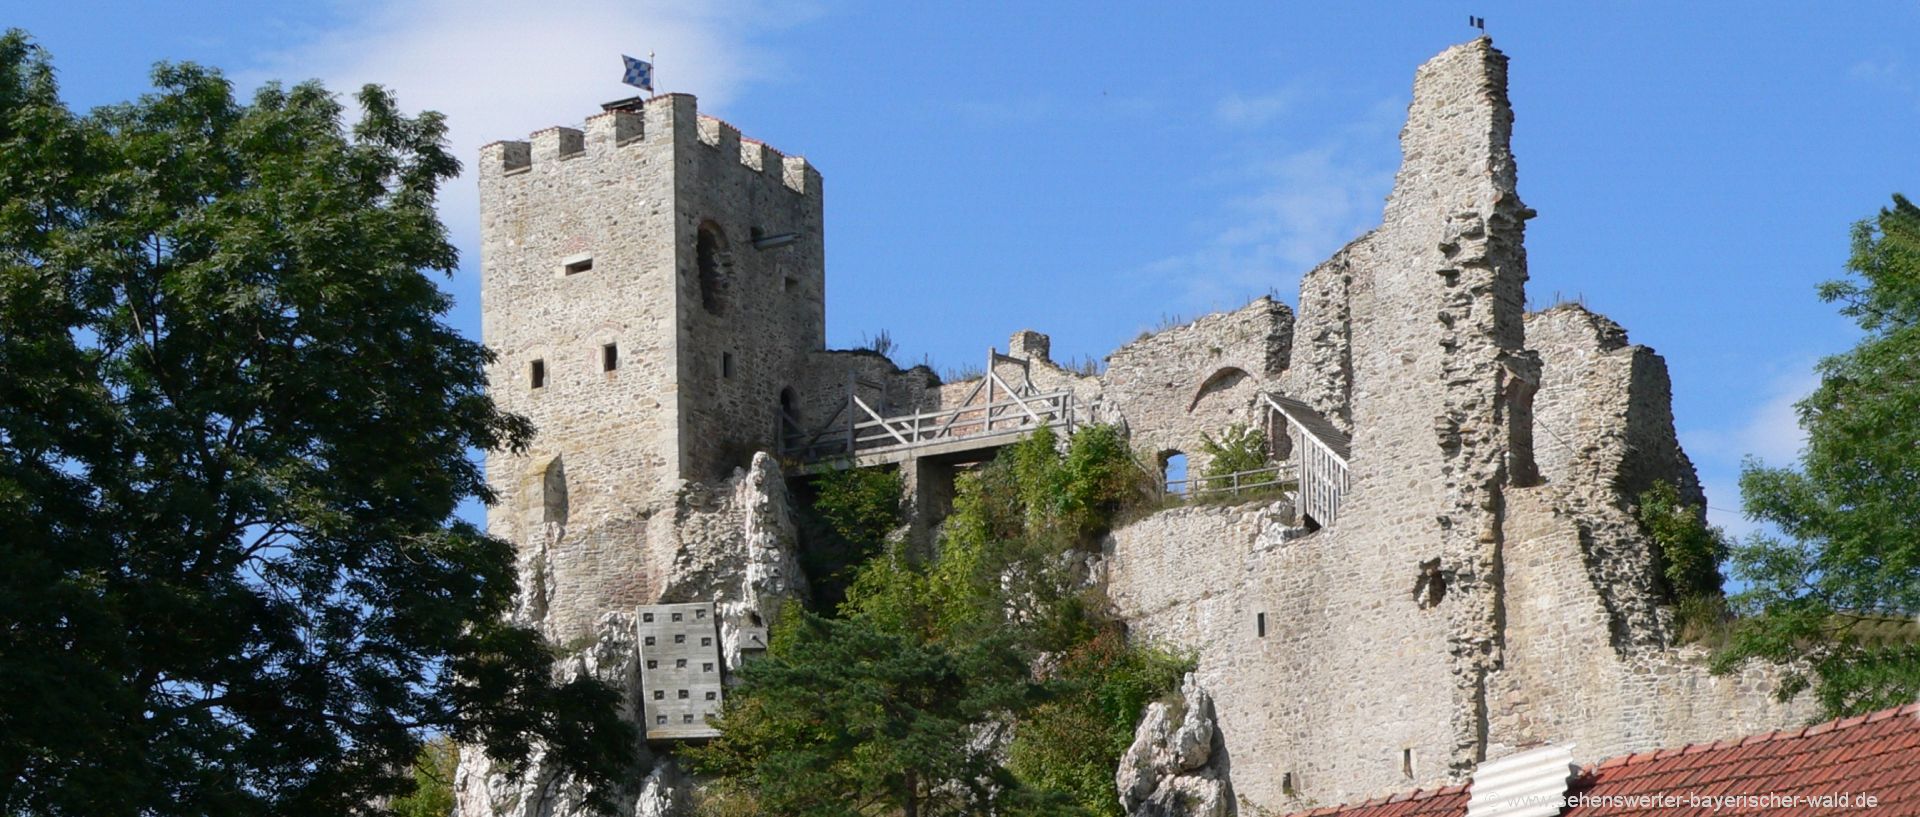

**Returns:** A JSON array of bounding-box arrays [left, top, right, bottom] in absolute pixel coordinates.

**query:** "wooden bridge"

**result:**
[[781, 350, 1098, 470]]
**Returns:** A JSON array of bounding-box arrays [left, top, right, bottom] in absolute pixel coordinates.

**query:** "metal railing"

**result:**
[[1162, 461, 1299, 499]]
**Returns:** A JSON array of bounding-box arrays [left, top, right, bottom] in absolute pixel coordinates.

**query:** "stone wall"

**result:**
[[1102, 37, 1813, 816], [472, 35, 1821, 817], [1100, 298, 1293, 478], [674, 105, 826, 481]]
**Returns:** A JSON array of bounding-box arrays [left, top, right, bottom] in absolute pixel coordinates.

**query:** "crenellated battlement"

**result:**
[[479, 94, 817, 195]]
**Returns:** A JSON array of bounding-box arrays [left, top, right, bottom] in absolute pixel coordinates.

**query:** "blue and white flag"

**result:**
[[622, 55, 654, 92]]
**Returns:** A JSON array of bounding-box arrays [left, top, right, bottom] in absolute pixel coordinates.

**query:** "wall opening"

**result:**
[[779, 387, 800, 448], [563, 255, 593, 275], [722, 352, 735, 379], [1160, 450, 1189, 495], [530, 359, 547, 389], [1282, 772, 1296, 796], [1402, 748, 1415, 779], [1414, 558, 1447, 609], [602, 343, 619, 372], [1256, 612, 1267, 638], [697, 221, 729, 315]]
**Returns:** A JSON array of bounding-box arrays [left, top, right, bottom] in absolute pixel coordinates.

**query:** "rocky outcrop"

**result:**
[[455, 612, 651, 817], [1116, 673, 1233, 817], [456, 454, 804, 817]]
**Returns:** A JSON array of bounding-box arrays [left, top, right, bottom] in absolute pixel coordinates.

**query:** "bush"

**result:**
[[1635, 480, 1730, 602], [796, 466, 903, 612], [1197, 424, 1271, 487]]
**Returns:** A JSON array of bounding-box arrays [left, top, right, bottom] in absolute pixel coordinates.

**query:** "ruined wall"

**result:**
[[1486, 488, 1816, 764], [1103, 38, 1811, 815], [1282, 236, 1368, 436], [1101, 298, 1293, 477]]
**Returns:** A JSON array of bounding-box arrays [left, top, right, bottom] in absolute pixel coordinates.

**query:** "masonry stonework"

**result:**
[[465, 37, 1815, 817]]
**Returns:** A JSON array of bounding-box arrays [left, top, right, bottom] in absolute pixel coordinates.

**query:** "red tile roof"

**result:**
[[1283, 702, 1920, 817]]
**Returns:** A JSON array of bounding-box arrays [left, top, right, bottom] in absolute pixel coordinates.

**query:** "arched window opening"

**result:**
[[1188, 366, 1252, 413], [697, 222, 729, 314], [1161, 450, 1189, 496]]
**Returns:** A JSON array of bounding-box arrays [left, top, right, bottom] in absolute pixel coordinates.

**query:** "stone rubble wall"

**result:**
[[1102, 38, 1812, 815], [1100, 298, 1294, 478], [471, 35, 1822, 817]]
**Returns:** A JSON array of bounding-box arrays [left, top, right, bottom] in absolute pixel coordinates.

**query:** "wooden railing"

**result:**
[[783, 349, 1096, 463], [1261, 393, 1351, 527]]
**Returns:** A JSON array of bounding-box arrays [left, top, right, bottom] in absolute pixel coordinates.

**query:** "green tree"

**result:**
[[1721, 194, 1920, 717], [0, 32, 630, 815], [389, 737, 457, 817], [707, 426, 1176, 816], [687, 611, 1050, 817], [795, 465, 902, 611]]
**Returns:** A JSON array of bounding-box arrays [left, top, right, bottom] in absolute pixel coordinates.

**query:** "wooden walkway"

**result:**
[[783, 350, 1095, 471]]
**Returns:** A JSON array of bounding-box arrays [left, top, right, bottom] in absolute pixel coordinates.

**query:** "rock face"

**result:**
[[455, 454, 803, 817], [454, 612, 651, 817], [1117, 674, 1233, 817]]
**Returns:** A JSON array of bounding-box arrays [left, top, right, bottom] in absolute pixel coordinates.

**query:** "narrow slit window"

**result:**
[[530, 359, 547, 389], [722, 352, 735, 378], [1402, 748, 1415, 779], [603, 343, 619, 372], [1256, 612, 1267, 638], [1283, 772, 1295, 796], [563, 256, 593, 275]]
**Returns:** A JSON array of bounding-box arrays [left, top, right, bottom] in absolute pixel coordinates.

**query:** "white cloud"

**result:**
[[1213, 88, 1302, 128], [1682, 368, 1817, 470], [244, 0, 792, 255], [1138, 141, 1394, 310]]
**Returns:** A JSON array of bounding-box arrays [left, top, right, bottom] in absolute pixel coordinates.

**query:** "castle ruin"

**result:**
[[456, 37, 1814, 817]]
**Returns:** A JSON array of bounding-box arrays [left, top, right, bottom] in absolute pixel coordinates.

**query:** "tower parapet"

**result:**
[[478, 92, 826, 640]]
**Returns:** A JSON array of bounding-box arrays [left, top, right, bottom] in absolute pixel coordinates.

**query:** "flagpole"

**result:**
[[649, 51, 657, 97]]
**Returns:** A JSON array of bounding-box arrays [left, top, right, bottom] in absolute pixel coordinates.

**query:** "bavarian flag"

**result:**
[[622, 55, 654, 92]]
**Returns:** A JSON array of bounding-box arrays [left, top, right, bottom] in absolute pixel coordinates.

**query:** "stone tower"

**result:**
[[477, 94, 824, 639]]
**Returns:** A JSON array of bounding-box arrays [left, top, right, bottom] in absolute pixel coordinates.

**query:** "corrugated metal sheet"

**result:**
[[1464, 744, 1574, 817]]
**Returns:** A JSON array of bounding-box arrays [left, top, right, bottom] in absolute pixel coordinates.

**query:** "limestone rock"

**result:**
[[1117, 673, 1233, 817], [455, 612, 651, 817]]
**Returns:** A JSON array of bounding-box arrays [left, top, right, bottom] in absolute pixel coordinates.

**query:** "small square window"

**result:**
[[701, 637, 712, 647], [530, 359, 547, 389], [674, 634, 685, 644], [705, 691, 717, 701], [672, 612, 683, 622], [678, 689, 689, 699], [642, 613, 654, 623], [695, 609, 706, 619], [675, 659, 687, 669], [644, 636, 655, 646], [655, 715, 666, 725], [682, 714, 694, 724], [783, 275, 798, 292], [653, 690, 664, 700], [702, 662, 714, 672]]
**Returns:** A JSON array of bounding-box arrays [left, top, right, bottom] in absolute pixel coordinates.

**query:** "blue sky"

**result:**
[[14, 1, 1920, 538]]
